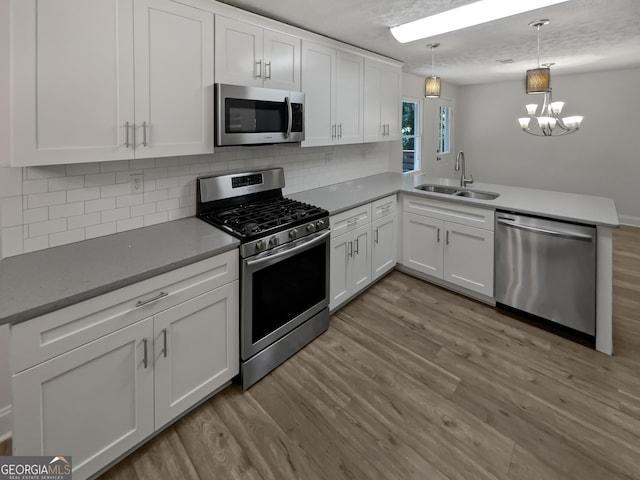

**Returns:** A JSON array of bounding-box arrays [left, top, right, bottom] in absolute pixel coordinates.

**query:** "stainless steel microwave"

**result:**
[[215, 84, 304, 146]]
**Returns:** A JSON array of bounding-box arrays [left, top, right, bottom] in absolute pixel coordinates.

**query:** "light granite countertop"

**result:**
[[290, 172, 620, 228], [0, 217, 239, 326]]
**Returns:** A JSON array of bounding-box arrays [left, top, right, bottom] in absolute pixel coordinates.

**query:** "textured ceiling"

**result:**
[[216, 0, 640, 85]]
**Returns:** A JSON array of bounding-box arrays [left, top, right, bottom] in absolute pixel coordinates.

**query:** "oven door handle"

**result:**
[[246, 230, 330, 267]]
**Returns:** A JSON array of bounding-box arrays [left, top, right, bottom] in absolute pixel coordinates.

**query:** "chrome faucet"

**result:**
[[455, 151, 474, 187]]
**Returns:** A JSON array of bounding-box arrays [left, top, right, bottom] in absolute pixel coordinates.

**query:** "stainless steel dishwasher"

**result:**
[[495, 211, 596, 335]]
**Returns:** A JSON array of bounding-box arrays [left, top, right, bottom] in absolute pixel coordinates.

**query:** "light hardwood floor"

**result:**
[[4, 226, 640, 479]]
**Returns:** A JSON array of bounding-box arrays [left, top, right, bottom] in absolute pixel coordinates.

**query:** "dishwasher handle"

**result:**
[[497, 217, 594, 242]]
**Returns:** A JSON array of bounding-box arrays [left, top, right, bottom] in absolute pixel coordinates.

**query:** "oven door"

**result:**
[[241, 229, 330, 360]]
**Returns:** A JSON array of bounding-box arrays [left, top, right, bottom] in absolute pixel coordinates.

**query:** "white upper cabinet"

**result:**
[[364, 58, 402, 142], [301, 41, 364, 147], [215, 16, 301, 91], [11, 0, 135, 165], [134, 0, 214, 158], [10, 0, 214, 166]]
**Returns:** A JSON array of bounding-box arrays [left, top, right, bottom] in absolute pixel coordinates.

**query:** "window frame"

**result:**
[[401, 98, 422, 173]]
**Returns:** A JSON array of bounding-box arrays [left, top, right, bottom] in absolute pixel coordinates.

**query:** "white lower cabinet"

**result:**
[[402, 195, 494, 297], [330, 195, 397, 310], [11, 251, 239, 479]]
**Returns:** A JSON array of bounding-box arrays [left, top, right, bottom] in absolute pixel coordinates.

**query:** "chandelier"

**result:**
[[518, 20, 583, 136]]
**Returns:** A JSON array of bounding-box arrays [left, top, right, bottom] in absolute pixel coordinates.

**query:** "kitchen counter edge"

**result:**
[[0, 217, 240, 326]]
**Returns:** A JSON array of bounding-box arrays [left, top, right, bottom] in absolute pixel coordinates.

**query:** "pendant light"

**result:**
[[425, 43, 441, 98], [526, 19, 550, 94]]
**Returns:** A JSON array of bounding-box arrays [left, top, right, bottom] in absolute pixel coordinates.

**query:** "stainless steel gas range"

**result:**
[[196, 168, 330, 389]]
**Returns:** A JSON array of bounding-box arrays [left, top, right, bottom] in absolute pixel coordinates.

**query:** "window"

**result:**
[[402, 100, 421, 173], [438, 105, 451, 155]]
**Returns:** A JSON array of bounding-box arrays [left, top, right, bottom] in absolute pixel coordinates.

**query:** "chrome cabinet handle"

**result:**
[[125, 121, 130, 148], [346, 218, 357, 226], [135, 291, 168, 308], [348, 241, 353, 258], [446, 230, 450, 245], [354, 238, 359, 255], [437, 227, 440, 243], [265, 61, 272, 79], [374, 228, 379, 244], [143, 338, 148, 368], [338, 124, 342, 139], [142, 121, 147, 147], [332, 124, 336, 140], [255, 60, 262, 79], [162, 329, 168, 358]]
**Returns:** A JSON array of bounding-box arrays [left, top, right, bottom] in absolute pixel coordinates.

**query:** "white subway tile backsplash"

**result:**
[[49, 201, 84, 219], [23, 207, 48, 224], [28, 191, 66, 209], [143, 189, 168, 203], [68, 212, 101, 230], [23, 179, 48, 195], [67, 187, 101, 203], [0, 196, 23, 227], [116, 194, 143, 208], [29, 218, 67, 237], [85, 172, 116, 187], [144, 211, 168, 226], [50, 228, 85, 247], [85, 197, 116, 213], [23, 235, 49, 253], [85, 222, 116, 239], [116, 216, 144, 233], [25, 165, 66, 180], [1, 142, 397, 259], [131, 203, 156, 217], [66, 163, 100, 176], [48, 176, 85, 192], [101, 207, 130, 223]]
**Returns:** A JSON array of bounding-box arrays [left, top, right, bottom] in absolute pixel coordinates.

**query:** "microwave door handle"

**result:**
[[284, 96, 292, 139]]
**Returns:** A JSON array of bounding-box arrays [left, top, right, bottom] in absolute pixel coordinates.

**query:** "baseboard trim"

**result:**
[[619, 215, 640, 227], [0, 405, 12, 443]]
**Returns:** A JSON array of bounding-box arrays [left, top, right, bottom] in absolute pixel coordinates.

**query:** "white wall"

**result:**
[[403, 73, 460, 178], [456, 67, 640, 225]]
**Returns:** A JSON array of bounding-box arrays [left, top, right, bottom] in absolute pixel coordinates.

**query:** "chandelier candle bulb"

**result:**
[[519, 117, 532, 129], [563, 116, 584, 129], [550, 101, 564, 115], [526, 104, 538, 115]]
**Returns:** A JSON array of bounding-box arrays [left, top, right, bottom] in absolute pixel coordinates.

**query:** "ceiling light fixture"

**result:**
[[518, 20, 583, 136], [389, 0, 570, 44], [425, 43, 441, 98]]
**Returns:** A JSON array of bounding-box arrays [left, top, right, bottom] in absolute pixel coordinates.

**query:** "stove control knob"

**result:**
[[269, 236, 279, 247], [306, 223, 316, 233], [255, 240, 266, 251], [289, 229, 299, 239], [316, 220, 326, 229]]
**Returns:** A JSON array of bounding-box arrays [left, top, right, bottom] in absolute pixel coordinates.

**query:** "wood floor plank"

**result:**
[[0, 438, 11, 456], [129, 427, 200, 480]]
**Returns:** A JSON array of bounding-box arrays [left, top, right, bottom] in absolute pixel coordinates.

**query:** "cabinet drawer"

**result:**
[[403, 195, 494, 231], [11, 250, 239, 373], [330, 203, 372, 236], [371, 195, 397, 221]]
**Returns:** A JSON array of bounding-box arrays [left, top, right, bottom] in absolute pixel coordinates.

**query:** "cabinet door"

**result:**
[[381, 65, 402, 140], [11, 0, 134, 166], [363, 59, 383, 142], [336, 50, 364, 144], [154, 281, 239, 428], [263, 29, 301, 91], [134, 0, 214, 158], [402, 212, 444, 278], [372, 214, 397, 281], [215, 16, 263, 87], [12, 318, 154, 479], [351, 224, 371, 296], [330, 232, 351, 310], [444, 223, 494, 297], [301, 41, 336, 147]]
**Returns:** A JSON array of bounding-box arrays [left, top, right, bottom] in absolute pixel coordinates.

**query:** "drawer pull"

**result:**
[[162, 328, 168, 358], [346, 218, 358, 226], [135, 291, 168, 308], [437, 228, 440, 243]]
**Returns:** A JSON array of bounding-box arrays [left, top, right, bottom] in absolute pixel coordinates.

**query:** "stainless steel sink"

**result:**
[[415, 184, 459, 194], [454, 190, 500, 200], [414, 184, 500, 200]]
